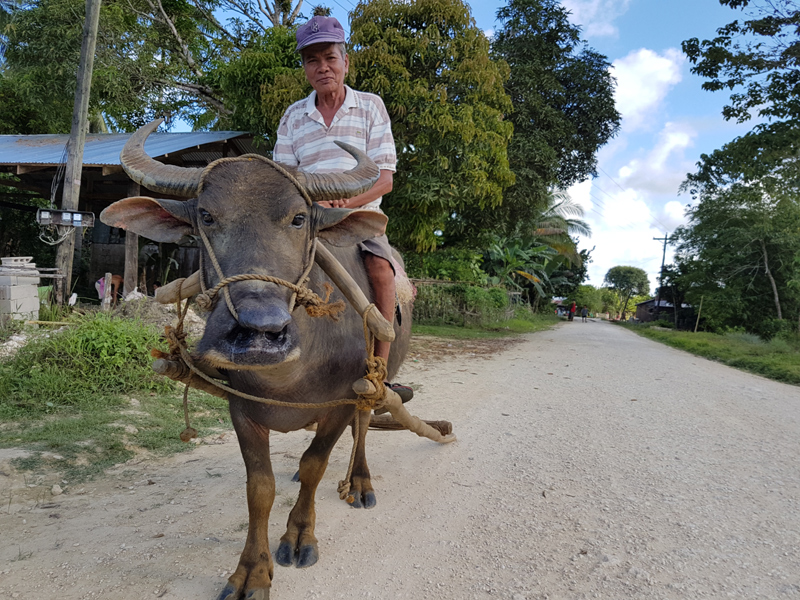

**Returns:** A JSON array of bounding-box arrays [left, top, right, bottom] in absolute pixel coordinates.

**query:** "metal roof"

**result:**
[[0, 131, 249, 167]]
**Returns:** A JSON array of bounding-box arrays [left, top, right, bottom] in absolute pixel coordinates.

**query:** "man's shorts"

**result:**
[[358, 234, 395, 274]]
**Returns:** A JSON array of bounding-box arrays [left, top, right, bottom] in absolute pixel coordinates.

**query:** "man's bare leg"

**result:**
[[363, 254, 395, 362]]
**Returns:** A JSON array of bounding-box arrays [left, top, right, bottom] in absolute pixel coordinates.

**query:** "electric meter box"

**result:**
[[36, 208, 95, 228]]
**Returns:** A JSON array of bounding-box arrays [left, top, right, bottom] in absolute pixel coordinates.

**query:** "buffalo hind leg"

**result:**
[[217, 403, 275, 600], [276, 405, 354, 568], [290, 410, 374, 508], [347, 409, 376, 509]]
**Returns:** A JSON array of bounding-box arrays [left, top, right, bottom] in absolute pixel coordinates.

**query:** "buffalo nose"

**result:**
[[237, 304, 292, 334]]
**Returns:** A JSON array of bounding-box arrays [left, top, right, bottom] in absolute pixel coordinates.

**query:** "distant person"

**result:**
[[152, 281, 162, 296], [568, 301, 576, 321], [581, 305, 589, 322]]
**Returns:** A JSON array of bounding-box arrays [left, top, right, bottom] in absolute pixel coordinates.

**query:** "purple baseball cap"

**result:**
[[295, 15, 346, 51]]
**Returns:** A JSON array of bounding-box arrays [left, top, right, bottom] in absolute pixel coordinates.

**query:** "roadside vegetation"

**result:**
[[0, 311, 230, 482], [620, 322, 800, 385], [0, 294, 558, 483]]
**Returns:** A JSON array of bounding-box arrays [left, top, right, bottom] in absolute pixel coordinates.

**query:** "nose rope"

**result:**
[[193, 155, 314, 321]]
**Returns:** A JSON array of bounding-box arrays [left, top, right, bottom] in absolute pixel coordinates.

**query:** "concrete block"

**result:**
[[0, 276, 17, 286], [16, 276, 40, 285], [0, 285, 38, 301], [0, 256, 33, 267], [0, 297, 40, 315]]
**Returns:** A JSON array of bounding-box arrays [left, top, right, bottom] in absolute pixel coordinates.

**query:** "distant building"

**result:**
[[635, 298, 693, 327]]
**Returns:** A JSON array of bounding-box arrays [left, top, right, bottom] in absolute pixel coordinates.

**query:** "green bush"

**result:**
[[649, 319, 675, 329], [413, 283, 510, 326], [0, 312, 171, 418], [404, 247, 488, 284], [754, 318, 795, 341]]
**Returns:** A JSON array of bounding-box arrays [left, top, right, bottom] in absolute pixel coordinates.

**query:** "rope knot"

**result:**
[[164, 324, 187, 358], [195, 293, 213, 311], [299, 282, 346, 320]]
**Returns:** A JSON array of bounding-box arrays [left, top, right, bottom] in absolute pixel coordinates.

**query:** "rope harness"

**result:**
[[154, 162, 390, 502]]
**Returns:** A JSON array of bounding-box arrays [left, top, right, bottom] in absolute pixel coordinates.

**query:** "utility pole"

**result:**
[[54, 0, 102, 305], [653, 234, 669, 320]]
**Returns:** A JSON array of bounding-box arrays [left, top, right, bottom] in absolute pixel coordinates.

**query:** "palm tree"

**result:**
[[520, 189, 591, 267]]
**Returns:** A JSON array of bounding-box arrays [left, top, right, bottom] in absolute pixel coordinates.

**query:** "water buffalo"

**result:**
[[101, 120, 412, 600]]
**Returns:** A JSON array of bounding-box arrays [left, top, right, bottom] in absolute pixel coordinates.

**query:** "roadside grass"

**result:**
[[0, 311, 231, 482], [412, 313, 560, 339], [620, 324, 800, 385]]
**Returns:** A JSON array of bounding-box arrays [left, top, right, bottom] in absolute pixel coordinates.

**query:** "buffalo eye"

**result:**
[[200, 209, 214, 226], [291, 214, 306, 228]]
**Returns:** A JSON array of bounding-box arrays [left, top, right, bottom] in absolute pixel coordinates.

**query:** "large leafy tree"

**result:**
[[1, 0, 307, 136], [682, 0, 800, 190], [673, 183, 800, 333], [349, 0, 515, 252], [603, 266, 650, 320], [485, 0, 620, 237], [679, 0, 800, 334]]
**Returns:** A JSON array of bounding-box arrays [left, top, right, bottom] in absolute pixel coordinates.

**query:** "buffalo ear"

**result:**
[[313, 205, 388, 247], [100, 197, 196, 243]]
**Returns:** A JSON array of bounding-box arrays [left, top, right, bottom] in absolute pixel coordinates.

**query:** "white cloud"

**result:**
[[612, 48, 684, 132], [567, 179, 594, 214], [575, 183, 674, 287], [619, 121, 697, 195], [663, 200, 689, 229], [561, 0, 632, 37]]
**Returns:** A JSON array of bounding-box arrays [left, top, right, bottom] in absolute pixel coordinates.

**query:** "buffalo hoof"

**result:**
[[275, 539, 319, 568], [349, 489, 377, 509], [216, 583, 237, 600], [216, 580, 271, 600], [291, 470, 300, 482], [275, 540, 295, 567], [297, 544, 319, 568]]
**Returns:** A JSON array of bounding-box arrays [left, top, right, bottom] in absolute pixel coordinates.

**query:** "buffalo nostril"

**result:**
[[237, 305, 291, 334], [263, 327, 288, 343]]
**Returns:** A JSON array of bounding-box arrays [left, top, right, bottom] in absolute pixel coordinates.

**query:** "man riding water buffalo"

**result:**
[[274, 14, 412, 401], [99, 14, 442, 600]]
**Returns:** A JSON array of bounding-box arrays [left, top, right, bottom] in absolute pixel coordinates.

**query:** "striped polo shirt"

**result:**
[[274, 85, 396, 211]]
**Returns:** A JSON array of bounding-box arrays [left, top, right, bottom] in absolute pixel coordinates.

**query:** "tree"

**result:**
[[682, 0, 800, 191], [1, 0, 309, 135], [603, 266, 649, 320], [349, 0, 515, 252], [486, 0, 620, 237], [673, 183, 800, 333], [568, 284, 603, 314]]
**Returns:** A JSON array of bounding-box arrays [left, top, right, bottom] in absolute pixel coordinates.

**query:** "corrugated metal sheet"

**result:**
[[0, 131, 247, 166]]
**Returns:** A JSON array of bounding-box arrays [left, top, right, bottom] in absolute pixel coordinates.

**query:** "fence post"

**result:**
[[102, 272, 112, 312]]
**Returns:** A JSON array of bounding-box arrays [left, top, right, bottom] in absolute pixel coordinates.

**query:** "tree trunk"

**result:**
[[760, 239, 783, 320], [621, 292, 632, 320]]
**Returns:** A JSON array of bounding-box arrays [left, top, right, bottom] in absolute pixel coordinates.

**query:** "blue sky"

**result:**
[[322, 0, 755, 290]]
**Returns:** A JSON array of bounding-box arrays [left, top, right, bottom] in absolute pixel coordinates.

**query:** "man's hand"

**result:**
[[317, 199, 349, 208]]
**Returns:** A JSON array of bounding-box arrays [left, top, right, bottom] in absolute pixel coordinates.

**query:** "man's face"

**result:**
[[302, 43, 349, 96]]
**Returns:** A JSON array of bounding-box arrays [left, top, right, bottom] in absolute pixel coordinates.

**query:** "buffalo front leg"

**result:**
[[347, 408, 376, 509], [217, 404, 275, 600], [276, 405, 354, 569]]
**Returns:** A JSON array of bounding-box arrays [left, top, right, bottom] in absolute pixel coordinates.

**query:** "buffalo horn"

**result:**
[[120, 118, 204, 198], [295, 141, 380, 202]]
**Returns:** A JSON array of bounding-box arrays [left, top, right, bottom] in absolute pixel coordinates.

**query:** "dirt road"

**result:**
[[2, 321, 800, 599]]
